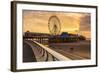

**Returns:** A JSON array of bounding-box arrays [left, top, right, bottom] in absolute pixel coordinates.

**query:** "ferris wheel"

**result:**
[[48, 15, 61, 35]]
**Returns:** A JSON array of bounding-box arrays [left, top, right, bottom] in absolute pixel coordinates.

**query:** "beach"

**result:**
[[49, 40, 91, 60]]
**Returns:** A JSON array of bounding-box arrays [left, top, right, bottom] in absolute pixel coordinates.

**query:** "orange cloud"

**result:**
[[23, 10, 91, 38]]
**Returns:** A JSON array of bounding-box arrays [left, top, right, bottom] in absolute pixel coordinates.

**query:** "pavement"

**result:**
[[23, 42, 37, 62]]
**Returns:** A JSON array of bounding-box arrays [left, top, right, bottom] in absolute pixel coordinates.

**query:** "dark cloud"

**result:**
[[80, 14, 91, 31]]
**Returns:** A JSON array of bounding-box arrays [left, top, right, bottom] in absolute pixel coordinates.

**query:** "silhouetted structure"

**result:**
[[23, 31, 50, 44], [49, 32, 86, 43], [23, 31, 86, 44]]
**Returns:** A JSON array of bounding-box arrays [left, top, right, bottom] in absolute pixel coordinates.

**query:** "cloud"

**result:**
[[23, 10, 90, 35], [80, 14, 91, 31]]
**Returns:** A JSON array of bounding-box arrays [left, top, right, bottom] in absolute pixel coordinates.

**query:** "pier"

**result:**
[[23, 32, 90, 62]]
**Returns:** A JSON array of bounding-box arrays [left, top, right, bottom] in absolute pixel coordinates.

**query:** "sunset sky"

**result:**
[[23, 10, 91, 39]]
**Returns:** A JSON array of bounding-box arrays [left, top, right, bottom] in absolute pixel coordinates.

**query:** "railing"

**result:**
[[25, 40, 71, 62], [24, 36, 49, 44]]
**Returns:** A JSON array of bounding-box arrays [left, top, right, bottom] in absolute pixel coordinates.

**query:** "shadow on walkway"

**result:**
[[23, 42, 37, 62]]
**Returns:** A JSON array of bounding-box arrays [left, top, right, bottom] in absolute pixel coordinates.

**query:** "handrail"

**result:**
[[33, 41, 71, 61]]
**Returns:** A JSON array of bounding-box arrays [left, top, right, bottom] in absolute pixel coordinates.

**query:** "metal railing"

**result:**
[[25, 40, 71, 62]]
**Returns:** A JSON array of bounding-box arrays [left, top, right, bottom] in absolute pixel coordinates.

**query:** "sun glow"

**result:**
[[23, 10, 90, 39]]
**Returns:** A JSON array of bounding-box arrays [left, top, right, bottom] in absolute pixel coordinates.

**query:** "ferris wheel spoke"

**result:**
[[48, 15, 61, 35]]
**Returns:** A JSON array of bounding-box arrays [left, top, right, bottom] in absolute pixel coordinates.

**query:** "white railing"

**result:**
[[25, 40, 71, 62]]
